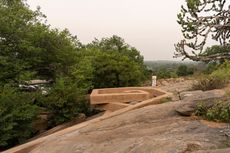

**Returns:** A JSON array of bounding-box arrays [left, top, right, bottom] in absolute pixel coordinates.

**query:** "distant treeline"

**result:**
[[144, 60, 206, 78]]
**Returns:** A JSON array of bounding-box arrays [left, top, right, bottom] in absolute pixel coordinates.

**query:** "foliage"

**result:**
[[87, 35, 144, 64], [203, 45, 230, 57], [0, 0, 81, 84], [194, 102, 208, 117], [86, 35, 148, 82], [195, 100, 230, 122], [145, 61, 201, 79], [192, 60, 230, 90], [37, 78, 87, 125], [0, 0, 149, 149], [0, 85, 39, 148], [176, 65, 194, 76], [154, 68, 177, 79], [91, 51, 143, 88], [0, 0, 41, 84], [175, 0, 230, 62], [211, 60, 230, 79], [192, 75, 226, 91], [82, 36, 149, 88], [203, 62, 219, 74]]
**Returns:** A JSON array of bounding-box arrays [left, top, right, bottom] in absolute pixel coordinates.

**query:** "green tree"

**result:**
[[0, 85, 38, 148], [155, 68, 172, 79], [0, 0, 90, 148], [37, 78, 87, 125], [175, 0, 230, 62], [77, 49, 144, 88], [0, 0, 43, 84], [176, 65, 194, 76], [0, 0, 81, 84], [87, 35, 144, 64], [0, 0, 149, 149], [91, 51, 143, 88], [86, 35, 148, 82]]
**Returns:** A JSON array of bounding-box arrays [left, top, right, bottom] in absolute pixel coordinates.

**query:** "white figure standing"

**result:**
[[152, 76, 157, 87]]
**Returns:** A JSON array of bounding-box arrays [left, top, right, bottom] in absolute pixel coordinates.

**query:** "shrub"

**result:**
[[192, 74, 228, 91], [37, 78, 88, 126], [90, 51, 143, 88], [203, 62, 219, 74], [154, 68, 177, 79], [192, 60, 230, 91], [206, 102, 230, 122], [195, 102, 209, 116], [211, 60, 230, 79], [176, 65, 194, 76], [0, 85, 39, 149], [195, 100, 230, 122]]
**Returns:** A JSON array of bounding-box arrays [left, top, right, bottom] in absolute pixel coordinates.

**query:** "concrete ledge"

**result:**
[[90, 87, 165, 105], [100, 103, 131, 112]]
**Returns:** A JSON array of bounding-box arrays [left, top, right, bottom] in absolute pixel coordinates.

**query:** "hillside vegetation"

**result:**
[[145, 60, 204, 79], [0, 0, 148, 149], [1, 0, 230, 150]]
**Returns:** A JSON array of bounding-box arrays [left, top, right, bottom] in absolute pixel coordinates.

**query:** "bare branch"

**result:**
[[175, 0, 230, 62]]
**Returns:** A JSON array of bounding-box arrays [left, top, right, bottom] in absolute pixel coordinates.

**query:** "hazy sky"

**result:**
[[27, 0, 186, 61]]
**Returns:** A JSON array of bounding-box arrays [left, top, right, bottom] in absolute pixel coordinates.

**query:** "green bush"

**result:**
[[81, 50, 144, 88], [37, 78, 88, 125], [195, 101, 230, 122], [192, 60, 230, 91], [153, 68, 178, 79], [156, 68, 173, 79], [211, 60, 230, 79], [176, 65, 194, 76], [206, 102, 230, 122], [192, 74, 228, 91], [195, 102, 209, 116], [0, 85, 39, 149], [203, 62, 219, 74]]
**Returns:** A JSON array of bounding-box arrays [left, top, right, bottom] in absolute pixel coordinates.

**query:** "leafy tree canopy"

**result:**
[[0, 85, 38, 148], [0, 0, 81, 84], [87, 35, 144, 64], [91, 50, 143, 88], [85, 35, 148, 84]]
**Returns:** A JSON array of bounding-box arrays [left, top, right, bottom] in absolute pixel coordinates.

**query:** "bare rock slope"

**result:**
[[5, 79, 230, 153], [30, 93, 230, 153]]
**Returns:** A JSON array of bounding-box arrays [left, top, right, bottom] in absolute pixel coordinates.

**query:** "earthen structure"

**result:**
[[90, 87, 169, 112]]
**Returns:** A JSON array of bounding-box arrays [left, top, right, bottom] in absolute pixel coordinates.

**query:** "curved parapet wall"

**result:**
[[90, 87, 171, 112]]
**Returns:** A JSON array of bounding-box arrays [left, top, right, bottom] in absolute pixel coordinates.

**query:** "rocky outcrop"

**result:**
[[176, 90, 226, 116], [179, 90, 226, 101], [22, 99, 229, 153], [4, 80, 230, 153]]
